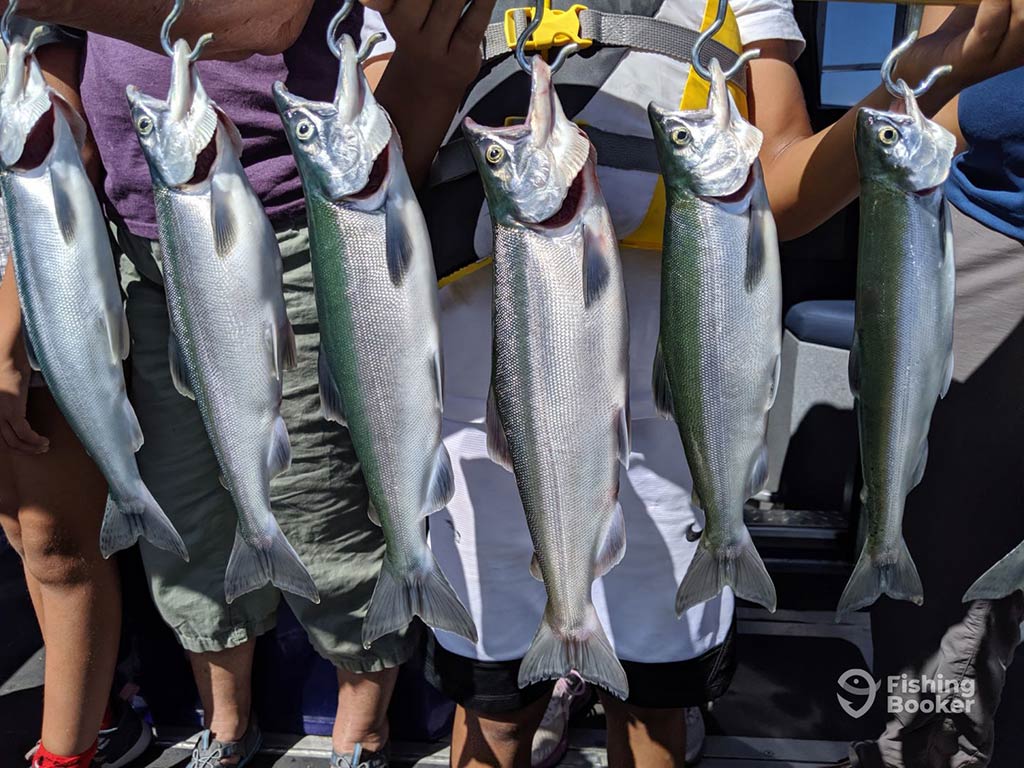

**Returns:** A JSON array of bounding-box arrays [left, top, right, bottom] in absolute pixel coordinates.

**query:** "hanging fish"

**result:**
[[273, 34, 477, 646], [128, 39, 317, 603], [0, 37, 187, 561], [648, 59, 781, 615], [464, 57, 631, 699]]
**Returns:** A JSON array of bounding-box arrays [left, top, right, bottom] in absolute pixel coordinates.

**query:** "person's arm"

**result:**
[[362, 0, 498, 187], [753, 0, 1023, 240], [11, 0, 316, 60]]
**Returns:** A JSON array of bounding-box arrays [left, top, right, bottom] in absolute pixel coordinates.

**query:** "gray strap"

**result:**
[[482, 10, 745, 89], [430, 125, 659, 188]]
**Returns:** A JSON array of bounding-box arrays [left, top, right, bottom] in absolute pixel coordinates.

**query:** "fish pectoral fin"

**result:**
[[617, 404, 631, 469], [595, 503, 627, 577], [168, 334, 195, 400], [745, 162, 778, 291], [582, 214, 612, 309], [210, 176, 239, 258], [485, 385, 513, 472], [747, 444, 769, 499], [23, 333, 40, 371], [49, 163, 78, 245], [267, 416, 292, 478], [652, 339, 675, 420], [367, 500, 382, 527], [529, 553, 543, 581], [385, 193, 414, 286], [317, 352, 347, 425], [425, 444, 456, 515]]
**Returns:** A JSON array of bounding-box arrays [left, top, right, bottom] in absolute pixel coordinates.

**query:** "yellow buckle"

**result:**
[[504, 1, 592, 58]]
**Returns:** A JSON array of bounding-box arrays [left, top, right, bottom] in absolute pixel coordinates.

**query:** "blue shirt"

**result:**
[[946, 67, 1024, 242]]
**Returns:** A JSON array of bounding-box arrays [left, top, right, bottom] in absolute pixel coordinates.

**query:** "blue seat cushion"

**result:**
[[784, 300, 855, 350]]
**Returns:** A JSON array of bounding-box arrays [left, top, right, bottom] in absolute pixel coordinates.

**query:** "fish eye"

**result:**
[[878, 125, 899, 146], [136, 115, 154, 137], [295, 119, 316, 141], [670, 127, 691, 147], [485, 144, 505, 164]]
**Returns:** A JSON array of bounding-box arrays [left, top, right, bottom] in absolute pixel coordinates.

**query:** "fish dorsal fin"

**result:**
[[595, 504, 626, 577], [168, 334, 195, 400], [268, 416, 292, 478], [317, 352, 347, 424], [485, 384, 513, 472], [652, 340, 675, 419], [424, 445, 456, 516]]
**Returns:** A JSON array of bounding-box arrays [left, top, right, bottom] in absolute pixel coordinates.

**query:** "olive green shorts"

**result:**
[[115, 219, 417, 672]]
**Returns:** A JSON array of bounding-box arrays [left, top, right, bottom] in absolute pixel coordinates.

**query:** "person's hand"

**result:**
[[900, 0, 1024, 92], [361, 0, 498, 91], [0, 341, 48, 455]]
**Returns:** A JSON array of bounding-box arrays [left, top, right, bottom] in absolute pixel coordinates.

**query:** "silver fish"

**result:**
[[272, 35, 476, 646], [838, 86, 956, 616], [648, 60, 781, 615], [464, 57, 631, 699], [127, 40, 317, 604], [0, 39, 187, 560]]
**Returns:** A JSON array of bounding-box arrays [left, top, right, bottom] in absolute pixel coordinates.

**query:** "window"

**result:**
[[819, 2, 899, 108]]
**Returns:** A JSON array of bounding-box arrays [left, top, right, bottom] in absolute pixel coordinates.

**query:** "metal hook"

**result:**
[[1, 0, 19, 48], [357, 32, 388, 63], [160, 0, 214, 62], [691, 0, 759, 84], [514, 0, 580, 75], [880, 31, 951, 99], [327, 0, 357, 60]]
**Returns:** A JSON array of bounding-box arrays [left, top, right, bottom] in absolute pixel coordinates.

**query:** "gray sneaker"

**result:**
[[186, 720, 263, 768], [95, 699, 154, 767], [331, 743, 389, 768]]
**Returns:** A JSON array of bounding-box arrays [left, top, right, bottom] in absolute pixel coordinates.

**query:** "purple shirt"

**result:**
[[80, 1, 362, 240]]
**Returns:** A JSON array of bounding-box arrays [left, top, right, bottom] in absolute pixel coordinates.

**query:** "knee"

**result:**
[[21, 529, 96, 588]]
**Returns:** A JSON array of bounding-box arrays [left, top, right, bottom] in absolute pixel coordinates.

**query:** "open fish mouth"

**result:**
[[347, 143, 390, 200], [187, 130, 218, 185], [10, 104, 55, 171], [536, 166, 585, 229]]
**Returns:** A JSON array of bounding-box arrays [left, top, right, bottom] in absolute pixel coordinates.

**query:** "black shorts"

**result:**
[[424, 620, 737, 714]]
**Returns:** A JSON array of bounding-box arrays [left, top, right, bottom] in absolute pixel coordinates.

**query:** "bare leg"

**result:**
[[332, 666, 399, 754], [600, 691, 687, 768], [0, 391, 120, 757], [188, 640, 256, 757], [449, 695, 549, 768]]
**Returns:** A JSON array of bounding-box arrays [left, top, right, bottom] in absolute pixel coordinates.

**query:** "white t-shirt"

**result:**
[[429, 0, 805, 663]]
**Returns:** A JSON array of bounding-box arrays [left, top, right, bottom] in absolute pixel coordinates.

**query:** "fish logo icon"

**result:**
[[837, 668, 880, 719]]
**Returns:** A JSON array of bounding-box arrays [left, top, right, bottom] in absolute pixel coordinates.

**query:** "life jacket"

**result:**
[[424, 0, 749, 285]]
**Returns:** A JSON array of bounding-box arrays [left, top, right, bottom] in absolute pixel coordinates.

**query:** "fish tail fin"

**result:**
[[362, 551, 477, 648], [224, 522, 319, 605], [837, 538, 923, 619], [100, 489, 189, 562], [675, 532, 777, 615], [518, 604, 628, 700], [963, 541, 1024, 602]]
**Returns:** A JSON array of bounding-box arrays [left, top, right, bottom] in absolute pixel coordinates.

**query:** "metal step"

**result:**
[[150, 729, 850, 767]]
